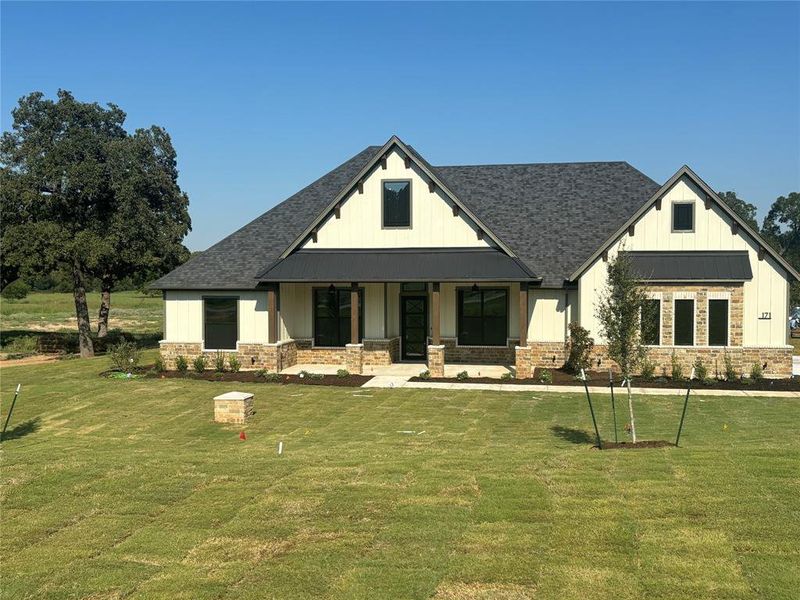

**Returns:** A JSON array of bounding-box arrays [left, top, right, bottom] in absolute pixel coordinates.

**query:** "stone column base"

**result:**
[[346, 343, 364, 374], [427, 345, 445, 377], [263, 340, 297, 373], [515, 346, 532, 379], [214, 391, 254, 424]]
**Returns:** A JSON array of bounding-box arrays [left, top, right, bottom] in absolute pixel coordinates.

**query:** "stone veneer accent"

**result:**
[[346, 344, 364, 374], [363, 338, 401, 366], [294, 338, 400, 370], [159, 342, 203, 370], [438, 337, 519, 365], [159, 340, 297, 372], [214, 392, 254, 424], [515, 346, 532, 379], [427, 345, 445, 377]]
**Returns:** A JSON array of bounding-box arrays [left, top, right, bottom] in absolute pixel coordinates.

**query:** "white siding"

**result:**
[[163, 290, 269, 346], [529, 289, 570, 343], [578, 176, 791, 347], [303, 148, 492, 249]]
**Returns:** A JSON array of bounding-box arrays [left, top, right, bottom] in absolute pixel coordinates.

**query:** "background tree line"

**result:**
[[1, 90, 192, 356]]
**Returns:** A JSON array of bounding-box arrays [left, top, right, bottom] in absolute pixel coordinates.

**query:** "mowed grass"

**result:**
[[1, 355, 799, 599], [1, 291, 162, 335]]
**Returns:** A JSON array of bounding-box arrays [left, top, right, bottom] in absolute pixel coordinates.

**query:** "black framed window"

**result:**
[[641, 299, 661, 345], [672, 203, 694, 232], [674, 299, 694, 346], [457, 288, 508, 346], [314, 288, 363, 347], [708, 299, 729, 346], [204, 297, 238, 350], [383, 181, 411, 228]]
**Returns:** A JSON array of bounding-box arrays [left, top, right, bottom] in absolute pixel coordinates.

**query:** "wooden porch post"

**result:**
[[431, 283, 441, 345], [267, 285, 278, 344], [351, 282, 359, 344], [519, 282, 529, 347]]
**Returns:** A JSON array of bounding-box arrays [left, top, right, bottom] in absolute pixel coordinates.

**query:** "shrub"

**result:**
[[264, 372, 281, 382], [1, 279, 30, 300], [750, 362, 764, 381], [639, 357, 656, 379], [670, 351, 684, 381], [214, 351, 226, 373], [175, 355, 188, 373], [539, 369, 553, 384], [299, 370, 323, 380], [153, 355, 166, 373], [693, 357, 708, 382], [192, 354, 207, 373], [564, 323, 594, 374], [2, 335, 38, 356], [228, 354, 241, 373], [108, 340, 140, 371], [500, 372, 513, 381], [456, 370, 469, 381], [418, 370, 431, 380], [723, 351, 737, 381], [336, 369, 350, 378]]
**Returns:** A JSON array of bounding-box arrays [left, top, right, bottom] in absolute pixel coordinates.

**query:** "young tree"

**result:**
[[595, 249, 649, 443], [1, 90, 190, 353], [761, 192, 799, 306]]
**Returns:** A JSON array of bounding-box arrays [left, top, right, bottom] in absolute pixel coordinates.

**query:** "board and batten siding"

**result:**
[[578, 176, 790, 347], [163, 290, 269, 346], [302, 148, 492, 250]]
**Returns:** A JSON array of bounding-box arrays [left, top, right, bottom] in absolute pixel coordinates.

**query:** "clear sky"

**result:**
[[2, 1, 798, 251]]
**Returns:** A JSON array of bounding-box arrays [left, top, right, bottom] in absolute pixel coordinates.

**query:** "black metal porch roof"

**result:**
[[625, 251, 753, 282]]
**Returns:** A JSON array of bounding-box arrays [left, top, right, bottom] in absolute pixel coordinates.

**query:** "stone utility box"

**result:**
[[214, 391, 254, 424]]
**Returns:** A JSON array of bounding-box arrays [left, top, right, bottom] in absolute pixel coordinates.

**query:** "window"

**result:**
[[313, 287, 363, 347], [204, 297, 238, 350], [708, 299, 729, 346], [641, 299, 661, 345], [457, 288, 508, 346], [674, 299, 694, 346], [672, 202, 694, 232], [401, 282, 427, 292], [383, 181, 411, 228]]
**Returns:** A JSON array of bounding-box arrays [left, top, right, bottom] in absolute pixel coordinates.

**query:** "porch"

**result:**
[[280, 362, 515, 378]]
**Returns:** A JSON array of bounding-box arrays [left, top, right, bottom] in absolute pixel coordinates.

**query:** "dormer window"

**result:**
[[672, 202, 694, 232], [383, 180, 411, 228]]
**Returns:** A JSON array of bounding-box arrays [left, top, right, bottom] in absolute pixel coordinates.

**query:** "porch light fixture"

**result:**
[[328, 284, 335, 293], [471, 283, 479, 292]]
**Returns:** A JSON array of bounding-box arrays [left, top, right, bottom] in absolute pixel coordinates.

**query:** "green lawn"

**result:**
[[1, 290, 162, 335], [1, 355, 799, 599]]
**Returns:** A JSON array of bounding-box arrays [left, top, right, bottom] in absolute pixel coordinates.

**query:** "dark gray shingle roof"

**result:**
[[153, 145, 661, 289]]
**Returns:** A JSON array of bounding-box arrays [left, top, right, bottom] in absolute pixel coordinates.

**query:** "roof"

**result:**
[[150, 138, 667, 290], [624, 251, 753, 282], [257, 248, 536, 283]]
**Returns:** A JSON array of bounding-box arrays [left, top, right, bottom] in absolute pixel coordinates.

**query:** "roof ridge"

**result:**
[[435, 160, 631, 168]]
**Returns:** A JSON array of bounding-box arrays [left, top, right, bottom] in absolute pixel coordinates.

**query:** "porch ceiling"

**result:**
[[256, 248, 538, 283]]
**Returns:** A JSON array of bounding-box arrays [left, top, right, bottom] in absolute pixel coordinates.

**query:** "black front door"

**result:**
[[401, 296, 428, 360]]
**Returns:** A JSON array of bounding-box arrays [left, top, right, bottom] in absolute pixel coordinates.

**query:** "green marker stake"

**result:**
[[581, 369, 602, 449]]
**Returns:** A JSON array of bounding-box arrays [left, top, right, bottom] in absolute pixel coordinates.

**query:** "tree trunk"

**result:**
[[97, 275, 112, 338], [626, 378, 637, 443], [72, 263, 95, 358]]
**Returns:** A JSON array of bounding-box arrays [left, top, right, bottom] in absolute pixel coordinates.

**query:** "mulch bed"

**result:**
[[599, 440, 675, 450], [410, 368, 800, 391], [124, 367, 372, 387]]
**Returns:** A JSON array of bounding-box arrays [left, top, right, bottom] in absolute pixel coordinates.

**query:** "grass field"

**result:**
[[1, 353, 798, 599], [1, 291, 162, 336]]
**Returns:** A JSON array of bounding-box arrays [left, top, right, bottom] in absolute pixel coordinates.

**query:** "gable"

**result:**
[[301, 147, 493, 250]]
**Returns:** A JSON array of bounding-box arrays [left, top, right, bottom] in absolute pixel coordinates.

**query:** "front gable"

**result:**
[[301, 147, 492, 249]]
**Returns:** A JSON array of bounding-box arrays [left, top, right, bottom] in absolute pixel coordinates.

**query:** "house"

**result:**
[[152, 136, 798, 378]]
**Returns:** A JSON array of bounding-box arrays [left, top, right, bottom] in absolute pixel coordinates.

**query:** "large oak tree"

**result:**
[[1, 90, 190, 355]]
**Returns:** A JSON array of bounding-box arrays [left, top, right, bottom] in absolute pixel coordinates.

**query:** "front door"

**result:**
[[401, 296, 428, 361]]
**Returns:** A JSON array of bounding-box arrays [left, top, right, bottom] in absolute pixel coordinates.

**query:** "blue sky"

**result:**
[[2, 1, 798, 251]]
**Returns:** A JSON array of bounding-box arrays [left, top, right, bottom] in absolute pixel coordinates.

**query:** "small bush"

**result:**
[[564, 323, 594, 374], [639, 356, 656, 379], [336, 369, 350, 378], [175, 355, 188, 373], [1, 279, 30, 300], [539, 369, 553, 384], [214, 351, 226, 373], [299, 370, 323, 380], [264, 372, 281, 382], [108, 340, 140, 371], [2, 335, 38, 356], [723, 351, 737, 381], [228, 354, 241, 373], [500, 372, 513, 381], [693, 357, 708, 382], [670, 351, 684, 381], [456, 370, 469, 381], [192, 354, 207, 373], [418, 370, 431, 380], [153, 355, 166, 373], [750, 362, 764, 381]]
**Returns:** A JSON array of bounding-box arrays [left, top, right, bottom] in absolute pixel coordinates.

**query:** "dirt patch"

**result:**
[[139, 368, 372, 387], [410, 368, 800, 391], [0, 354, 62, 367], [599, 440, 675, 450]]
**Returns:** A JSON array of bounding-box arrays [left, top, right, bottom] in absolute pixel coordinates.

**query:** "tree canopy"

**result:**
[[717, 191, 759, 231]]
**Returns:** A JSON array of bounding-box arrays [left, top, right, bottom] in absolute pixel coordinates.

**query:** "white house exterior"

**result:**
[[153, 137, 797, 378]]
